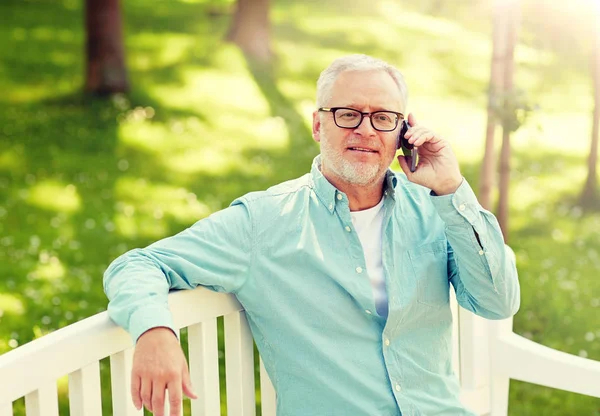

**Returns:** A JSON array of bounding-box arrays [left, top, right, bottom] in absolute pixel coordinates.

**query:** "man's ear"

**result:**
[[312, 111, 321, 143]]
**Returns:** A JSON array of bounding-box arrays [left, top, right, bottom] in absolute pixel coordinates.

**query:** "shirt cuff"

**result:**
[[430, 179, 480, 226], [129, 303, 177, 344]]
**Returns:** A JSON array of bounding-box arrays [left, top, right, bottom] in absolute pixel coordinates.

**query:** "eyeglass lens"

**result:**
[[334, 109, 397, 131]]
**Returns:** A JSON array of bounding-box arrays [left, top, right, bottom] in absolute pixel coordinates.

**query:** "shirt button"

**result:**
[[328, 204, 333, 210], [356, 266, 363, 274], [479, 249, 484, 255], [395, 384, 402, 392], [459, 204, 466, 211], [384, 338, 390, 346], [345, 226, 351, 232], [365, 309, 372, 314], [337, 194, 343, 200]]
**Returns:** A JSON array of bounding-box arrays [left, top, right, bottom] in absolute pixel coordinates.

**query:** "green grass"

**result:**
[[0, 0, 599, 414]]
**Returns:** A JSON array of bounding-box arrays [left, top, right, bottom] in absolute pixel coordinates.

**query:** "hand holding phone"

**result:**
[[396, 120, 418, 172]]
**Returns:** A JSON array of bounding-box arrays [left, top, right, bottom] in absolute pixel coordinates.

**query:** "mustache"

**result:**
[[344, 139, 380, 149]]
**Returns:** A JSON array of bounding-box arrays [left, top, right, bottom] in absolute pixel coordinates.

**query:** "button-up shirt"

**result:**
[[104, 156, 520, 416]]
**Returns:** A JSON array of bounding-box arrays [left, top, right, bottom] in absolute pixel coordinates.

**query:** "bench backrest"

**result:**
[[0, 287, 504, 416]]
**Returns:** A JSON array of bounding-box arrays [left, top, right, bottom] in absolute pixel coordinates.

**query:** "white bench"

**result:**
[[1, 286, 599, 416]]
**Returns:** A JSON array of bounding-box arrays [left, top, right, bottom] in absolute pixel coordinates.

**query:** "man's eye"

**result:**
[[340, 112, 359, 118], [376, 114, 392, 122]]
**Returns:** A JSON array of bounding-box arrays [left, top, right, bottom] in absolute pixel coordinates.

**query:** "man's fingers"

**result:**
[[131, 374, 142, 410], [167, 381, 183, 416], [151, 381, 167, 416], [404, 125, 425, 139], [406, 128, 429, 143], [407, 112, 418, 127], [413, 132, 434, 147], [408, 129, 443, 148], [140, 378, 153, 412], [182, 367, 198, 399]]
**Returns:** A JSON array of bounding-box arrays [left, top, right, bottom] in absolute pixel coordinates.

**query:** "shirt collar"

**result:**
[[309, 155, 398, 214]]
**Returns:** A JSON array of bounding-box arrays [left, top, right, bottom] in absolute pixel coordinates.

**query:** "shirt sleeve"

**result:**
[[103, 199, 254, 343], [430, 179, 520, 319]]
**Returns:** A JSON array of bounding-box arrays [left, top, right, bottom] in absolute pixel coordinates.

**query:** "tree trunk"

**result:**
[[497, 0, 520, 243], [226, 0, 272, 64], [580, 6, 600, 208], [85, 0, 129, 94], [480, 0, 509, 210]]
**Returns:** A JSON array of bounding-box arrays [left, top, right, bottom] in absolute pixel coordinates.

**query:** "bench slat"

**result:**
[[110, 348, 143, 416], [259, 357, 276, 416], [68, 360, 103, 416], [24, 383, 58, 416], [0, 403, 12, 416], [460, 309, 490, 390], [492, 323, 600, 398], [188, 320, 221, 416], [224, 311, 255, 416], [0, 289, 240, 405]]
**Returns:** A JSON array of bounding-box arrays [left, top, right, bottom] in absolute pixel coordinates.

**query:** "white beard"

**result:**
[[319, 134, 384, 186]]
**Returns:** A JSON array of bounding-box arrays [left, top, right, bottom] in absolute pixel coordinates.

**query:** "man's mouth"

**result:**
[[347, 147, 378, 153]]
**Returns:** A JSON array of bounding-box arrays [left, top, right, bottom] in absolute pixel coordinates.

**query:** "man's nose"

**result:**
[[354, 115, 376, 135]]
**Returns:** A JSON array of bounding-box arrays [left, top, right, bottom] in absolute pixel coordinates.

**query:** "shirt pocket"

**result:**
[[408, 240, 450, 307]]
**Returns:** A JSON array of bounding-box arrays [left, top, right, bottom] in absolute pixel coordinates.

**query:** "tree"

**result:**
[[496, 0, 520, 242], [580, 5, 600, 209], [226, 0, 272, 64], [85, 0, 129, 94], [479, 0, 510, 211], [479, 0, 520, 241]]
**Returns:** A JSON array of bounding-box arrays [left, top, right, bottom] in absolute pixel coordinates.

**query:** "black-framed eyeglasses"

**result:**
[[318, 107, 404, 132]]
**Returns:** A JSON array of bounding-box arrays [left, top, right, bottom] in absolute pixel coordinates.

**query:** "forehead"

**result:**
[[329, 70, 405, 112]]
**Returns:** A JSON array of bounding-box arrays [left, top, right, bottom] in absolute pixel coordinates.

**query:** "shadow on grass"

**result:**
[[244, 55, 318, 172], [0, 88, 316, 416]]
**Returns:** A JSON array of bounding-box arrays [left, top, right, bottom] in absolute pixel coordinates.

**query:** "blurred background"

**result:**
[[1, 0, 599, 414]]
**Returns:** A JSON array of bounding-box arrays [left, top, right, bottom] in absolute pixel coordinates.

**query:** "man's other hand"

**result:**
[[131, 327, 198, 415]]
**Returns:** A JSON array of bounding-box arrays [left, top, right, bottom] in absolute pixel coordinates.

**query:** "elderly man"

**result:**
[[104, 54, 520, 416]]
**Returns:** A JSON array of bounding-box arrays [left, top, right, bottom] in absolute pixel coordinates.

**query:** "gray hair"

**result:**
[[316, 54, 408, 108]]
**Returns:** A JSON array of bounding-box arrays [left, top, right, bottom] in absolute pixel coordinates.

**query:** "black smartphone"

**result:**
[[397, 120, 418, 172]]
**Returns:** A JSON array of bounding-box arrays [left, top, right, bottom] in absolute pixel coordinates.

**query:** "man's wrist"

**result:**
[[432, 177, 463, 196], [137, 326, 178, 343]]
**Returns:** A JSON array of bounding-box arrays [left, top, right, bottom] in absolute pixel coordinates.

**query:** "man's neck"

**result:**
[[325, 174, 386, 212], [346, 184, 385, 212]]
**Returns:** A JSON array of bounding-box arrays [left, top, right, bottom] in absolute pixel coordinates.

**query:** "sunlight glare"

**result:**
[[0, 294, 25, 316], [26, 181, 81, 214], [29, 256, 66, 282]]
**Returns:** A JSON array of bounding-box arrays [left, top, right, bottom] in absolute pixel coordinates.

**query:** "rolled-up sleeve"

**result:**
[[430, 179, 520, 319], [103, 199, 254, 342]]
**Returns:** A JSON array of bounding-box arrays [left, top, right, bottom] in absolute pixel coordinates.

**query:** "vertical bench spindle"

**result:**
[[110, 347, 143, 416], [68, 360, 103, 416], [259, 357, 276, 416], [224, 311, 255, 416], [24, 383, 59, 416], [188, 320, 221, 416]]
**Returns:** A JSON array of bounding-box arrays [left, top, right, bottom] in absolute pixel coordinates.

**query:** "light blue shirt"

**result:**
[[104, 156, 520, 416]]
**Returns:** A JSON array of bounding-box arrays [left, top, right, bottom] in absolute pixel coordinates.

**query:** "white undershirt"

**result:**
[[350, 198, 388, 318]]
